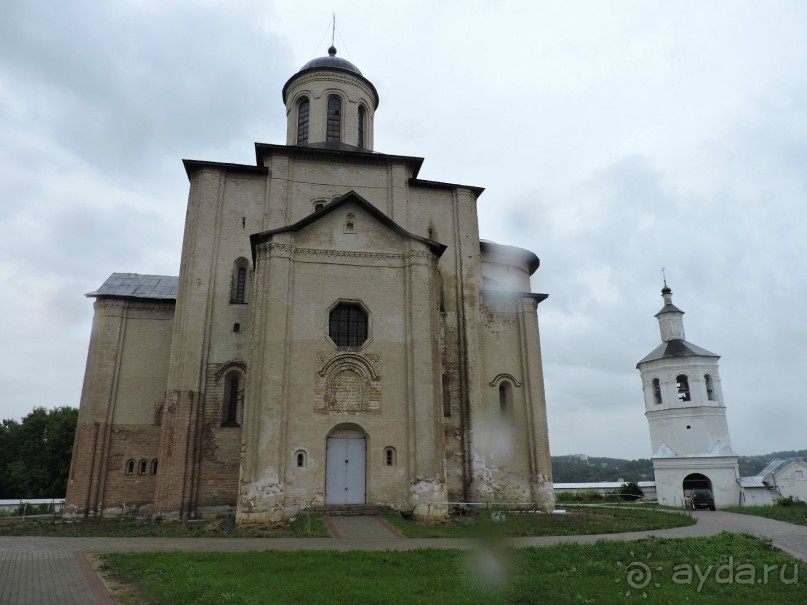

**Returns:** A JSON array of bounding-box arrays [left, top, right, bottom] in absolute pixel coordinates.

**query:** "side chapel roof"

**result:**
[[87, 273, 178, 300]]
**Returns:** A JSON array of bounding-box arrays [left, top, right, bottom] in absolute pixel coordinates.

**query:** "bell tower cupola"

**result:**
[[282, 46, 379, 150], [656, 283, 686, 341]]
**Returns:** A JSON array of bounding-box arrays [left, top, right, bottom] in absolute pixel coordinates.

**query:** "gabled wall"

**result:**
[[238, 198, 445, 521]]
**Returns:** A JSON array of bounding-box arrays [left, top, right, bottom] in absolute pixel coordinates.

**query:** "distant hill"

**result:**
[[738, 449, 807, 476], [552, 449, 807, 483], [551, 455, 653, 483]]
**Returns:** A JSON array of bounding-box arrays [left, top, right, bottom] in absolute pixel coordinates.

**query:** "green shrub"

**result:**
[[618, 481, 644, 501]]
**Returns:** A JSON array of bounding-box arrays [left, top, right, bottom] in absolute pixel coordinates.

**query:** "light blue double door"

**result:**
[[325, 437, 366, 504]]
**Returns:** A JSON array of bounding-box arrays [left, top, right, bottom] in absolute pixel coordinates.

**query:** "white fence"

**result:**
[[0, 499, 65, 514]]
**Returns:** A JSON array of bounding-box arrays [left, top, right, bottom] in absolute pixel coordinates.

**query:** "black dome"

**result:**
[[298, 46, 362, 76], [299, 56, 362, 75], [282, 46, 378, 108]]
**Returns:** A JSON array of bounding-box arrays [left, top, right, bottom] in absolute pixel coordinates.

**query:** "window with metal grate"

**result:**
[[329, 303, 367, 347]]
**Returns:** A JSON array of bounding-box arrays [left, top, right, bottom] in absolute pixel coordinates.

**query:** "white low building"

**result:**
[[738, 458, 807, 506]]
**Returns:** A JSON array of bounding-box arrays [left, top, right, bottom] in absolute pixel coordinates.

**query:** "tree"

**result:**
[[0, 406, 78, 498]]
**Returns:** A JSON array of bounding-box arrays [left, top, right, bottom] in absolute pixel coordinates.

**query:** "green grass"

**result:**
[[0, 514, 329, 538], [382, 506, 695, 538], [726, 500, 807, 527], [0, 507, 691, 539], [101, 532, 806, 604]]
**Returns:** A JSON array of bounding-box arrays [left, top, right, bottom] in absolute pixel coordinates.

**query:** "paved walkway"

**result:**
[[0, 551, 114, 605], [0, 511, 805, 604]]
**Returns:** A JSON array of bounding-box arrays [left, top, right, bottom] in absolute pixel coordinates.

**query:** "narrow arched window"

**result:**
[[150, 459, 158, 475], [442, 374, 451, 418], [297, 97, 310, 144], [326, 95, 341, 142], [294, 449, 307, 468], [235, 268, 246, 303], [499, 382, 513, 420], [358, 105, 366, 148], [231, 258, 250, 304], [222, 372, 242, 427], [704, 374, 715, 401], [125, 459, 135, 475], [384, 447, 396, 467], [676, 375, 691, 402], [652, 378, 662, 405], [139, 459, 148, 475]]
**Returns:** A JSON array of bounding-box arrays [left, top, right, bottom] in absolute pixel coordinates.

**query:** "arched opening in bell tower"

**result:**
[[652, 378, 662, 404], [682, 472, 711, 496], [704, 374, 716, 401], [676, 374, 691, 401]]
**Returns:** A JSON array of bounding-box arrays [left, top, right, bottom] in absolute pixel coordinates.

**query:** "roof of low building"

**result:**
[[637, 338, 719, 366], [87, 273, 178, 300], [759, 457, 806, 479], [737, 476, 767, 488]]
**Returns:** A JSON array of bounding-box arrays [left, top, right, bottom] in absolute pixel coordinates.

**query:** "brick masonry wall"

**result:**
[[440, 309, 468, 502], [101, 424, 161, 511], [195, 362, 244, 508], [197, 426, 241, 507], [65, 423, 101, 515]]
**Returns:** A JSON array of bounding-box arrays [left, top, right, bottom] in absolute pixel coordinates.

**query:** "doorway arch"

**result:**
[[682, 472, 712, 497], [325, 424, 367, 505]]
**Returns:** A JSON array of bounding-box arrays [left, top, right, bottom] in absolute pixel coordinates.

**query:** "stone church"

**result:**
[[65, 46, 554, 521]]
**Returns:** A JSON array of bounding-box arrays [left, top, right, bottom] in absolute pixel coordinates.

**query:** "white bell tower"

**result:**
[[637, 284, 740, 508]]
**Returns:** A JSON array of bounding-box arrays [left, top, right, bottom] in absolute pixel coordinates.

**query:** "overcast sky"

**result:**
[[1, 1, 805, 460]]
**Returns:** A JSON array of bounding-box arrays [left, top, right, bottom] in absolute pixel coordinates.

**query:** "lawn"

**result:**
[[0, 514, 330, 538], [0, 506, 691, 538], [383, 506, 695, 538], [726, 499, 807, 527], [101, 532, 806, 604]]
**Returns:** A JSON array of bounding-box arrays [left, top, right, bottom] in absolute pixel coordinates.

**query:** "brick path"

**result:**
[[0, 551, 114, 605], [326, 514, 405, 539], [0, 511, 805, 604]]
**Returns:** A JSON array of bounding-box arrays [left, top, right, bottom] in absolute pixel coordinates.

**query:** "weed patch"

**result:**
[[726, 500, 807, 527], [382, 506, 694, 538], [102, 533, 805, 604], [0, 514, 329, 538]]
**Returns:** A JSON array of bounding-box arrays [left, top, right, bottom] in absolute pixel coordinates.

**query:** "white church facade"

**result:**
[[64, 46, 555, 521], [637, 285, 741, 509]]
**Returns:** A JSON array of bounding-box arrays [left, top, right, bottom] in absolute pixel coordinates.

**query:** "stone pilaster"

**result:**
[[405, 250, 448, 518], [517, 297, 555, 512], [236, 240, 294, 522]]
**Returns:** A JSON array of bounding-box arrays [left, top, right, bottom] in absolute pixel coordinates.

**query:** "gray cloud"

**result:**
[[1, 1, 805, 461], [0, 1, 290, 176]]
